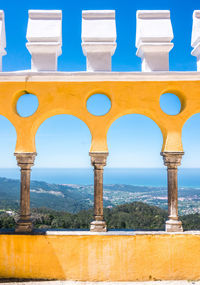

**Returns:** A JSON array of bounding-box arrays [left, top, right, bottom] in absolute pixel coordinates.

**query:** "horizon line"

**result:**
[[0, 167, 200, 169]]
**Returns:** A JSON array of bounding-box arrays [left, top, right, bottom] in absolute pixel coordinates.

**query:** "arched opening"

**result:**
[[0, 115, 17, 229], [105, 114, 166, 230], [35, 115, 91, 174], [29, 114, 94, 229], [180, 113, 200, 230], [107, 114, 163, 174]]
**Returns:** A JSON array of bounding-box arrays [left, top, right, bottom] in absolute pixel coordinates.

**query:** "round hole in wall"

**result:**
[[17, 93, 39, 117], [87, 94, 111, 116], [160, 93, 181, 115]]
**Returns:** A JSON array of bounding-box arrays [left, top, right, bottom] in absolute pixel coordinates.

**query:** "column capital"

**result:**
[[160, 152, 184, 169], [14, 152, 37, 169], [89, 152, 108, 169]]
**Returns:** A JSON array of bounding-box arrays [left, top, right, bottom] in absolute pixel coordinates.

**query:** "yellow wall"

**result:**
[[0, 233, 200, 281], [1, 80, 200, 154]]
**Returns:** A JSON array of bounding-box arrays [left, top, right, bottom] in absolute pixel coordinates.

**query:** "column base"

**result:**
[[90, 220, 107, 232], [15, 219, 33, 233], [165, 219, 183, 232]]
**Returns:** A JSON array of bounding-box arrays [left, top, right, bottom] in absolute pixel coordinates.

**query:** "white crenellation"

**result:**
[[0, 11, 6, 72], [0, 9, 199, 73], [81, 10, 117, 72], [191, 11, 200, 71], [136, 10, 174, 72], [26, 10, 62, 71]]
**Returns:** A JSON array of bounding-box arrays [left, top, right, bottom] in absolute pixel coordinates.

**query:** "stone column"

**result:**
[[14, 152, 37, 233], [161, 152, 184, 232], [89, 152, 108, 232]]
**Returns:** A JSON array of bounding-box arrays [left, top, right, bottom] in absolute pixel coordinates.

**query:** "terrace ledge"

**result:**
[[0, 229, 200, 235]]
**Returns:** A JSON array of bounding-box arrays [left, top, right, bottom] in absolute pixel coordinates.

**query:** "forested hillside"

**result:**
[[1, 201, 200, 230]]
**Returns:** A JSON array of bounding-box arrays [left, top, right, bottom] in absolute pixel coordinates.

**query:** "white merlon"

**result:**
[[26, 10, 62, 71], [136, 10, 173, 72], [81, 10, 117, 72], [191, 11, 200, 71], [0, 11, 6, 72]]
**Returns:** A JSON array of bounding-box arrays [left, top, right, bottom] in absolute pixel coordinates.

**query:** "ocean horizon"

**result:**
[[0, 168, 200, 188]]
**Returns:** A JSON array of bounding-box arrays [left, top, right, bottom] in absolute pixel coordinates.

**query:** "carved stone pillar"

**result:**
[[14, 152, 37, 233], [89, 152, 108, 232], [161, 152, 184, 232]]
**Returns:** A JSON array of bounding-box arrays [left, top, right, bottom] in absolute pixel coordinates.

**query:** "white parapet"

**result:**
[[136, 10, 173, 72], [0, 11, 6, 72], [81, 10, 117, 72], [191, 11, 200, 71], [26, 10, 62, 71]]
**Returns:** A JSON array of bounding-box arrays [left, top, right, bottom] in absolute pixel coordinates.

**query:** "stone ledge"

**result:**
[[1, 229, 200, 236], [0, 71, 200, 82], [1, 281, 200, 285]]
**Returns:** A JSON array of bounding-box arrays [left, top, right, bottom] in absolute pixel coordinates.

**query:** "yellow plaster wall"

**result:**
[[0, 233, 200, 281], [0, 80, 200, 154]]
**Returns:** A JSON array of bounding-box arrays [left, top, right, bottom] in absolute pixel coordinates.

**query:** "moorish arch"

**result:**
[[2, 7, 200, 282], [35, 114, 92, 168], [107, 113, 163, 168], [1, 75, 199, 233], [0, 9, 200, 234]]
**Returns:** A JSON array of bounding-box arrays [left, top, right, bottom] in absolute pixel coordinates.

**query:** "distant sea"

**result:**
[[0, 168, 200, 188]]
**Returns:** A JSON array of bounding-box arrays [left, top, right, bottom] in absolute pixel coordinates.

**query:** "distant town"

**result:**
[[0, 177, 199, 215]]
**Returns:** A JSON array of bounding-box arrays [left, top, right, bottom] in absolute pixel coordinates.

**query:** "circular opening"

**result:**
[[160, 93, 181, 115], [87, 94, 111, 116], [17, 93, 39, 117]]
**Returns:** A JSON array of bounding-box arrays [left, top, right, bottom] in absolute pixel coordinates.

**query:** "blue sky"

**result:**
[[1, 0, 200, 168]]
